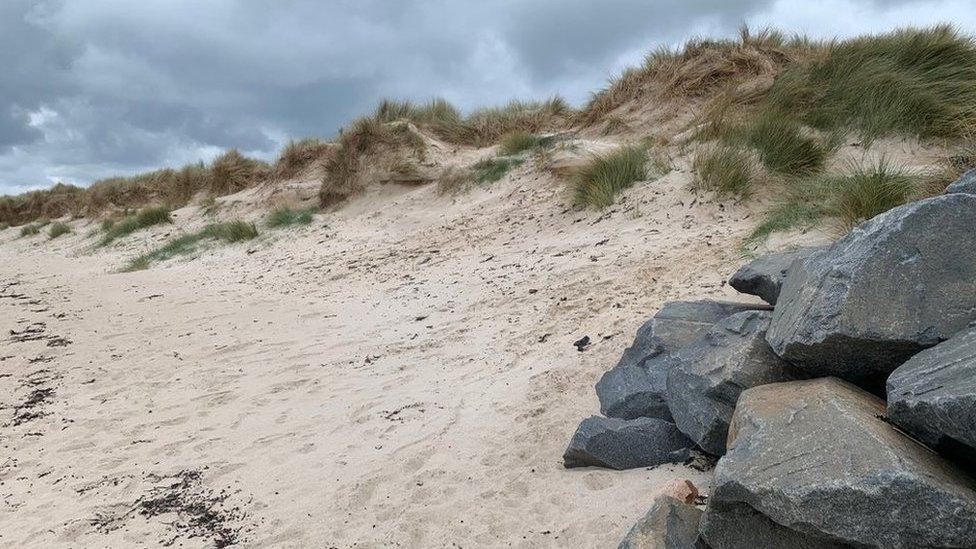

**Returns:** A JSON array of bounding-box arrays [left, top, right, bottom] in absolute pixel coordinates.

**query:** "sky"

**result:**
[[2, 0, 975, 196]]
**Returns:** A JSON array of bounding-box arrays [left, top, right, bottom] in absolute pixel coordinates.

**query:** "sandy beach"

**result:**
[[0, 154, 771, 547]]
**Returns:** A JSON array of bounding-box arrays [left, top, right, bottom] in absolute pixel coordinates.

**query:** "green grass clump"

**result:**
[[48, 222, 72, 239], [206, 220, 259, 243], [826, 158, 917, 229], [767, 25, 976, 141], [135, 205, 171, 226], [499, 132, 542, 155], [742, 113, 829, 175], [122, 232, 211, 272], [20, 224, 40, 237], [124, 256, 152, 271], [266, 206, 314, 228], [745, 199, 825, 246], [100, 205, 172, 246], [745, 158, 918, 244], [572, 145, 649, 208], [472, 157, 523, 184], [693, 146, 756, 197], [121, 219, 259, 271]]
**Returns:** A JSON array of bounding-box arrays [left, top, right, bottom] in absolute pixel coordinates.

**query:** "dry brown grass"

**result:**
[[372, 97, 572, 147], [578, 27, 815, 127], [0, 150, 270, 226], [435, 167, 476, 195], [0, 183, 86, 227], [319, 118, 428, 207], [273, 138, 333, 180]]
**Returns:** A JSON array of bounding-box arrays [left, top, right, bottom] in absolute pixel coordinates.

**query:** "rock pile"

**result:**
[[565, 173, 976, 548], [565, 300, 766, 469]]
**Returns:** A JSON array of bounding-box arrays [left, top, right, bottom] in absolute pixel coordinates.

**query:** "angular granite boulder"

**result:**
[[597, 300, 767, 420], [618, 494, 703, 549], [766, 194, 976, 387], [887, 324, 976, 462], [563, 416, 693, 470], [701, 500, 851, 549], [728, 247, 821, 305], [946, 167, 976, 194], [667, 311, 805, 456], [700, 378, 976, 549]]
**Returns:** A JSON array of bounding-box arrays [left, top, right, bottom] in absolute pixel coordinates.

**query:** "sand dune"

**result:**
[[0, 149, 814, 547]]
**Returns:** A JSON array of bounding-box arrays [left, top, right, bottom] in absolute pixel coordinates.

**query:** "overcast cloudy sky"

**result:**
[[2, 0, 975, 195]]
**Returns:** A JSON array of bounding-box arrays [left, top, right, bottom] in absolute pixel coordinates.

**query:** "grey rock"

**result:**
[[648, 300, 772, 350], [766, 194, 976, 387], [887, 325, 976, 462], [563, 416, 693, 470], [596, 351, 677, 421], [946, 167, 976, 194], [619, 495, 703, 549], [700, 500, 851, 549], [598, 300, 767, 420], [701, 378, 976, 549], [728, 248, 821, 305], [667, 311, 805, 456]]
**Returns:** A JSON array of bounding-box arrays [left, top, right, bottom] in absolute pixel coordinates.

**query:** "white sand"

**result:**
[[0, 150, 809, 547]]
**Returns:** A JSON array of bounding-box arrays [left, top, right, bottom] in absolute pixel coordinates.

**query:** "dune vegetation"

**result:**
[[99, 206, 172, 246], [2, 25, 974, 246], [47, 221, 72, 239], [122, 220, 259, 272], [266, 205, 315, 228], [572, 146, 649, 208]]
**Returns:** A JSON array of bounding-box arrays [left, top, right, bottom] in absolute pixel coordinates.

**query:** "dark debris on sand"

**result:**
[[92, 469, 253, 548]]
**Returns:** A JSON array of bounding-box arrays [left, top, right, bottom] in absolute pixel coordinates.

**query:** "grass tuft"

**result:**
[[208, 220, 259, 242], [472, 158, 523, 184], [47, 222, 72, 239], [435, 167, 477, 195], [266, 206, 314, 228], [20, 224, 40, 237], [742, 113, 829, 175], [121, 219, 259, 271], [745, 157, 919, 244], [744, 199, 825, 246], [826, 158, 918, 229], [572, 145, 649, 208], [274, 138, 332, 179], [693, 145, 757, 197], [499, 132, 542, 156], [100, 206, 172, 246]]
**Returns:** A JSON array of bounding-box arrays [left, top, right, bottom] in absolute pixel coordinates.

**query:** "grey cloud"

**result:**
[[0, 0, 973, 195]]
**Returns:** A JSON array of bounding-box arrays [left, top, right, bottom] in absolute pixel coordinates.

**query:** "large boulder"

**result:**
[[563, 416, 693, 470], [946, 167, 976, 194], [887, 325, 976, 462], [766, 194, 976, 387], [667, 311, 805, 456], [701, 500, 851, 549], [618, 495, 703, 549], [728, 248, 821, 305], [598, 300, 767, 420], [700, 378, 976, 549]]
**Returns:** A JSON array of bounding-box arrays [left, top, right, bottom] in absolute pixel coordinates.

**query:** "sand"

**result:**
[[0, 147, 816, 547]]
